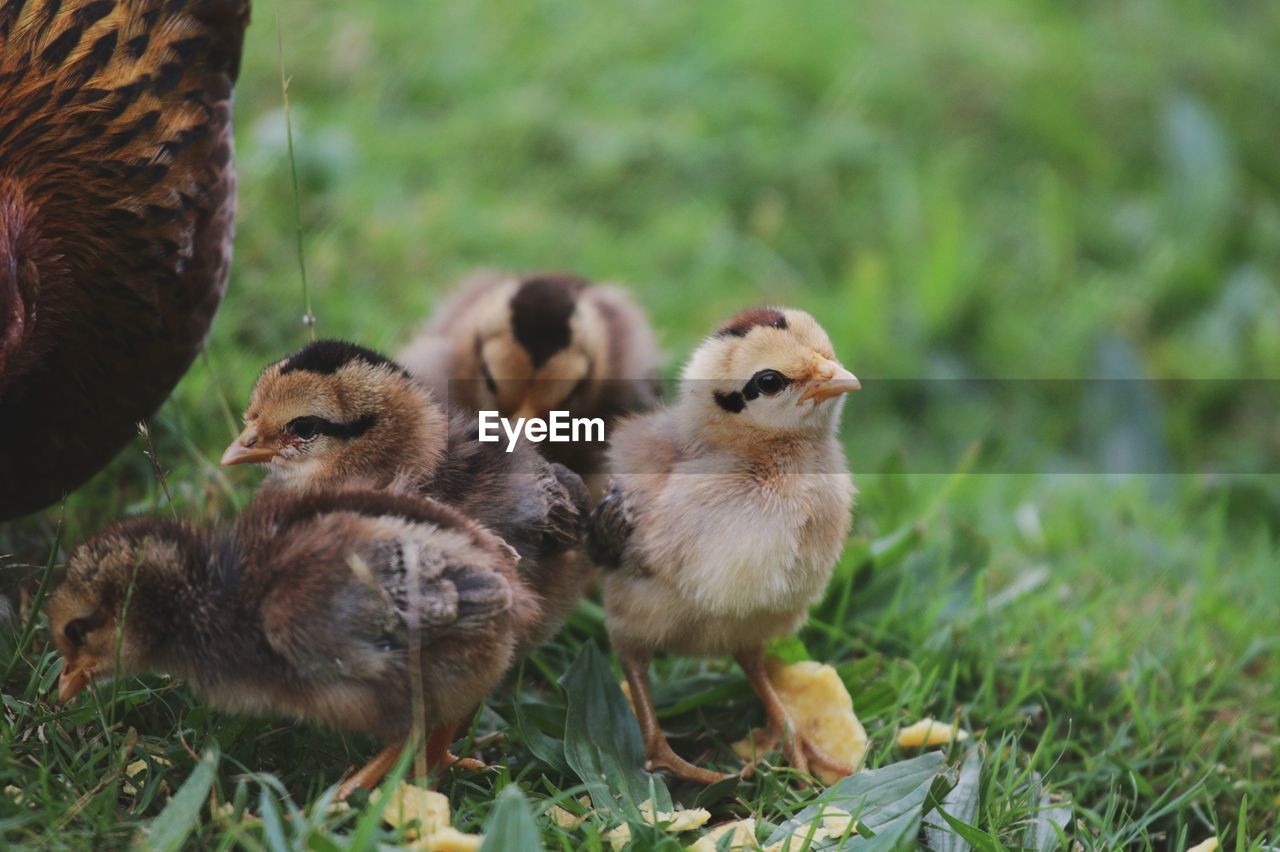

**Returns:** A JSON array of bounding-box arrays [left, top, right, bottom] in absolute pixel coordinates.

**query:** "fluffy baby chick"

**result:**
[[220, 340, 592, 653], [397, 271, 662, 489], [49, 487, 536, 798], [590, 307, 860, 784]]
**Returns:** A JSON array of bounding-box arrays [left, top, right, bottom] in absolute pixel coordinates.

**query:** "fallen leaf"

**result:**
[[374, 783, 452, 840], [731, 660, 868, 784], [816, 805, 856, 839], [546, 804, 587, 830], [896, 718, 969, 748], [1186, 839, 1219, 852], [123, 755, 173, 796], [760, 806, 857, 850], [605, 822, 631, 851], [638, 798, 711, 832], [689, 818, 760, 851], [544, 796, 593, 831], [419, 826, 484, 851], [375, 781, 485, 849]]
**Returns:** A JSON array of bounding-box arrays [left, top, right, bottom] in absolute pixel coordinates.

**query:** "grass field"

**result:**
[[3, 0, 1279, 848]]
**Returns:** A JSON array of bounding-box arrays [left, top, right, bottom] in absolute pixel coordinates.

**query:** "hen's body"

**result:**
[[0, 0, 249, 518]]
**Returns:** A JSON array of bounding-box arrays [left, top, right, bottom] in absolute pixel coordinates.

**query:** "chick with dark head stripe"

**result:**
[[398, 270, 662, 493], [49, 487, 535, 798], [588, 306, 859, 784], [223, 340, 594, 657]]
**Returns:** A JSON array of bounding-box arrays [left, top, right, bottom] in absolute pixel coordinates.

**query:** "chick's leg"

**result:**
[[337, 741, 404, 801], [735, 647, 853, 779], [425, 723, 486, 773], [622, 652, 731, 785]]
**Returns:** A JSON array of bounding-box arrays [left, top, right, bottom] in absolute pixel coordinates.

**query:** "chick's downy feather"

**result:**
[[593, 308, 855, 657], [228, 341, 594, 654], [50, 488, 533, 740]]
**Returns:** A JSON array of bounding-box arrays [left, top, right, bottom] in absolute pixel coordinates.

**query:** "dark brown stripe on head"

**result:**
[[509, 274, 588, 367], [715, 307, 787, 338], [277, 340, 410, 378]]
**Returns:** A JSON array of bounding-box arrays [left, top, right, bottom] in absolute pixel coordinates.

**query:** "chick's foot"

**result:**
[[337, 742, 404, 801], [441, 752, 488, 772], [622, 652, 732, 785], [644, 741, 735, 785], [735, 648, 854, 781]]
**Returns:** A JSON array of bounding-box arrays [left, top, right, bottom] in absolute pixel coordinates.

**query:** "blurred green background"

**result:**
[[3, 0, 1279, 847], [84, 0, 1280, 505]]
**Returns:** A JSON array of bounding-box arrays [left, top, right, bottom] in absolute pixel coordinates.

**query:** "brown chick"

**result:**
[[0, 0, 249, 520], [397, 270, 662, 492], [49, 486, 535, 798], [220, 340, 593, 654], [589, 307, 860, 784]]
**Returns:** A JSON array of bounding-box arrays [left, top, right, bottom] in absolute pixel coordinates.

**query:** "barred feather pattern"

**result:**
[[0, 0, 249, 518]]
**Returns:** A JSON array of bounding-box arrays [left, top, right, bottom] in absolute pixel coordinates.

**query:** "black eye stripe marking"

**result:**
[[286, 414, 377, 441], [714, 391, 745, 413], [715, 370, 790, 411], [64, 614, 102, 647]]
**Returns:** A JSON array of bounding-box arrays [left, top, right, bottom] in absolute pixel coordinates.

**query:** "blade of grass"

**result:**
[[272, 0, 316, 341]]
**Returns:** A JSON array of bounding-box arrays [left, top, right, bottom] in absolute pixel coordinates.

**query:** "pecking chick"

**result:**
[[0, 0, 249, 519], [397, 270, 662, 492], [49, 486, 536, 797], [220, 340, 593, 654], [589, 307, 860, 784]]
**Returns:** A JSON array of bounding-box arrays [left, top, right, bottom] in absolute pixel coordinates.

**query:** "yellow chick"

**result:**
[[589, 307, 859, 783]]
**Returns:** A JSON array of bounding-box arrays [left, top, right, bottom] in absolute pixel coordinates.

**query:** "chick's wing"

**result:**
[[258, 521, 514, 683], [587, 483, 632, 568], [536, 463, 590, 553]]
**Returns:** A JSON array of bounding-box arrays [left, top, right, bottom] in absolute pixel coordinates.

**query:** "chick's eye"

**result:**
[[64, 618, 90, 647], [753, 369, 788, 396], [285, 416, 323, 440]]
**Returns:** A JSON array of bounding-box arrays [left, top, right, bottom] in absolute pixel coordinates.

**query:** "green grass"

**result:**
[[3, 0, 1279, 847]]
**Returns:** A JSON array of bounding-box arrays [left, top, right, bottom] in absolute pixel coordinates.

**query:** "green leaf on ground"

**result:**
[[144, 746, 219, 852], [561, 641, 671, 814], [766, 752, 945, 850], [1025, 788, 1071, 852], [481, 785, 543, 852], [925, 748, 983, 851]]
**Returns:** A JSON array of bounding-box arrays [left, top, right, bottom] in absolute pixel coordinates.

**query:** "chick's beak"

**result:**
[[513, 403, 544, 422], [57, 660, 93, 703], [799, 361, 861, 405], [220, 425, 278, 466]]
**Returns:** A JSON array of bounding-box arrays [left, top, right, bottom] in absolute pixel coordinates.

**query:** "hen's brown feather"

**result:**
[[0, 0, 249, 518]]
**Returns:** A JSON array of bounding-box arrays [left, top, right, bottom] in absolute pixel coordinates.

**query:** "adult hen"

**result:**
[[0, 0, 250, 518]]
